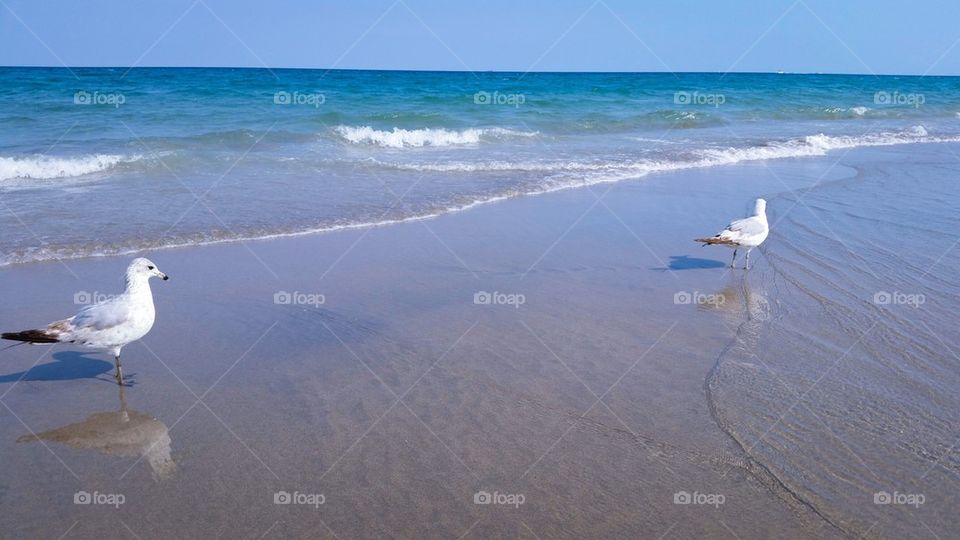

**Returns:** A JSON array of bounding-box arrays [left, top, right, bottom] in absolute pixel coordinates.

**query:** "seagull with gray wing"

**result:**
[[695, 198, 769, 269], [2, 258, 169, 385]]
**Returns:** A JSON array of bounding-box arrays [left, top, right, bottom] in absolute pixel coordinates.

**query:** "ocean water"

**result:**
[[2, 67, 960, 265]]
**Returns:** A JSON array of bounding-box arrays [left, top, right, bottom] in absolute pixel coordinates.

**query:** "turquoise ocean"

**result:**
[[1, 68, 959, 265]]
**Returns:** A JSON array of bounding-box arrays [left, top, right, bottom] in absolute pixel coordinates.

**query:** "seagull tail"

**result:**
[[1, 329, 59, 344], [694, 236, 735, 246]]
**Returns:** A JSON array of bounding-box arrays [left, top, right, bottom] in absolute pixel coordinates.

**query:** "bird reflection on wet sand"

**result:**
[[700, 275, 771, 352], [17, 386, 175, 480]]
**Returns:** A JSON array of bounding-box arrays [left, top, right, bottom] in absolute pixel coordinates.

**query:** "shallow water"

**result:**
[[707, 144, 960, 538]]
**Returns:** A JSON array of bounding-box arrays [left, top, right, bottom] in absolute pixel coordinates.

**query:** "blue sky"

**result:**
[[2, 0, 959, 74]]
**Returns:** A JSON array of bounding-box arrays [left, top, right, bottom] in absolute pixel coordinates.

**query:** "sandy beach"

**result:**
[[2, 142, 956, 538]]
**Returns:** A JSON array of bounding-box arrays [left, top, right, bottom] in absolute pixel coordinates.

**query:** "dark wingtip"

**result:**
[[2, 330, 58, 343]]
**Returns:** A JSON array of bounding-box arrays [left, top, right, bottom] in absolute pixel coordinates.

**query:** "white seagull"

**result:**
[[2, 258, 169, 385], [695, 198, 769, 269]]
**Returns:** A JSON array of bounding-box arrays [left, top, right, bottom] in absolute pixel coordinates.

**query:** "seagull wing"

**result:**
[[1, 296, 130, 344], [723, 215, 766, 237], [696, 213, 769, 246], [70, 296, 132, 332]]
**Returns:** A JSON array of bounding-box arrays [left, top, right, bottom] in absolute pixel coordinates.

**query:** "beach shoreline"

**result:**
[[1, 143, 957, 538]]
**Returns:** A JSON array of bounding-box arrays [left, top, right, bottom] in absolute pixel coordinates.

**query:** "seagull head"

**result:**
[[128, 257, 169, 281], [754, 198, 767, 215]]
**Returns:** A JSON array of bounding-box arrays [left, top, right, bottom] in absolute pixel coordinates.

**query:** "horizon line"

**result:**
[[0, 64, 957, 77]]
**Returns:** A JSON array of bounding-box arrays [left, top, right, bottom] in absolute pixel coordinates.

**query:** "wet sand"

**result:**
[[0, 147, 956, 538], [707, 144, 960, 539]]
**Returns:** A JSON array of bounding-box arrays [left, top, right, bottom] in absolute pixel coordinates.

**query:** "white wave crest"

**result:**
[[538, 126, 954, 192], [664, 126, 942, 169], [334, 126, 537, 148], [376, 126, 951, 175], [374, 159, 656, 173], [0, 154, 141, 181]]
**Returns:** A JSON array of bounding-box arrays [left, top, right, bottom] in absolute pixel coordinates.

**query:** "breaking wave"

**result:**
[[334, 126, 538, 148], [0, 154, 143, 182]]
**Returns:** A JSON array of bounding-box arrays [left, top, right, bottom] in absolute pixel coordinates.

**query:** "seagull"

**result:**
[[2, 258, 169, 385], [695, 198, 769, 269]]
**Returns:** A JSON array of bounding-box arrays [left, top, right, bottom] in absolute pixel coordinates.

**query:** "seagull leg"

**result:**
[[730, 249, 738, 268], [114, 355, 124, 385], [745, 249, 752, 270]]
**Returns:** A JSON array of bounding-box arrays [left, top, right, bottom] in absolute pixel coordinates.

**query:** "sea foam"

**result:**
[[334, 126, 537, 148], [0, 154, 141, 181]]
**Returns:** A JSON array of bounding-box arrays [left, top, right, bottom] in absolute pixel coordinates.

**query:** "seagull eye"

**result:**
[[147, 265, 155, 270]]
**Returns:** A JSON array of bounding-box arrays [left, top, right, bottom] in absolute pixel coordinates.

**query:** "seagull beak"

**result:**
[[160, 272, 169, 281]]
